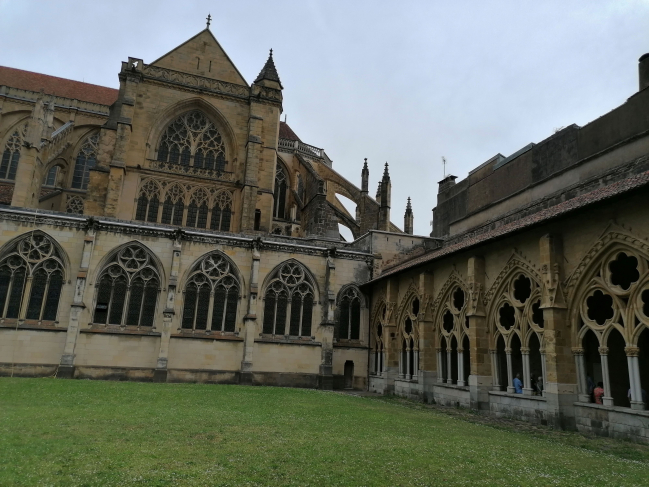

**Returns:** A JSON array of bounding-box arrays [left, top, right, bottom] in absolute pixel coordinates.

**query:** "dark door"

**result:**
[[344, 361, 354, 389]]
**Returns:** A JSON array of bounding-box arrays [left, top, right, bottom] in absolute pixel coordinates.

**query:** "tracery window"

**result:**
[[211, 190, 233, 231], [160, 183, 185, 226], [71, 134, 99, 190], [43, 166, 59, 187], [0, 124, 27, 181], [338, 286, 362, 340], [273, 164, 288, 219], [135, 179, 161, 223], [157, 111, 227, 171], [93, 244, 160, 327], [437, 284, 470, 386], [371, 302, 387, 375], [262, 261, 315, 337], [186, 188, 209, 229], [66, 195, 84, 215], [181, 252, 240, 332], [488, 270, 544, 395], [399, 295, 420, 381], [0, 232, 65, 322], [573, 246, 649, 409]]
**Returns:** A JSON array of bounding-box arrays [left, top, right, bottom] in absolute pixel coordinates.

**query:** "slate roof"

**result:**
[[254, 51, 283, 89], [364, 168, 649, 285], [0, 66, 118, 106], [279, 121, 301, 141]]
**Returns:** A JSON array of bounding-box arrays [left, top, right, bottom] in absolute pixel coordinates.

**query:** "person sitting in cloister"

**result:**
[[594, 383, 605, 405]]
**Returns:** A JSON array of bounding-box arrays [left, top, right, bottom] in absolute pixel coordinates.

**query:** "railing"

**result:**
[[146, 159, 235, 182], [278, 138, 332, 167]]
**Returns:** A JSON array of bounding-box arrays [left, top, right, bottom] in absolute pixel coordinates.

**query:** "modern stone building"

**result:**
[[1, 24, 648, 441]]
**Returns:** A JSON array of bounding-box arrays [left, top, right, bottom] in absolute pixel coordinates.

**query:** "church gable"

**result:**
[[150, 29, 248, 86]]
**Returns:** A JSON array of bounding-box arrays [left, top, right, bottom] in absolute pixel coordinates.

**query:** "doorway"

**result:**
[[344, 360, 354, 389]]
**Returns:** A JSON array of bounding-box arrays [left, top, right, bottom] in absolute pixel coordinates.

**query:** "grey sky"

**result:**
[[1, 1, 648, 237]]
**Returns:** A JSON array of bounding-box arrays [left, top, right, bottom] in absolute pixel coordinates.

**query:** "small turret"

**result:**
[[378, 163, 391, 231], [361, 158, 369, 193], [376, 181, 382, 205], [404, 197, 414, 235], [254, 49, 283, 89]]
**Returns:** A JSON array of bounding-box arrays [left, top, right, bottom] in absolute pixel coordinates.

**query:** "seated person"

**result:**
[[593, 382, 605, 404]]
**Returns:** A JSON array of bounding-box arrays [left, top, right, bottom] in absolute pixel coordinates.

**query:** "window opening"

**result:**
[[0, 124, 26, 180], [71, 134, 99, 190]]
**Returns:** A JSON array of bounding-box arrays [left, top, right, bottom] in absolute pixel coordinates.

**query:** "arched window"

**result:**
[[262, 261, 315, 337], [43, 166, 59, 187], [186, 188, 209, 229], [338, 287, 362, 340], [157, 111, 227, 171], [160, 183, 185, 225], [65, 195, 84, 215], [71, 134, 99, 190], [436, 283, 470, 386], [181, 253, 240, 332], [93, 244, 160, 327], [0, 124, 26, 181], [135, 179, 161, 223], [0, 232, 65, 322], [371, 303, 387, 375], [273, 164, 287, 219], [210, 190, 233, 231], [397, 294, 420, 381]]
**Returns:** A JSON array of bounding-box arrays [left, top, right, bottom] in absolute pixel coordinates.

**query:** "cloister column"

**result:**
[[58, 219, 97, 378], [506, 348, 514, 393], [446, 348, 452, 383], [416, 270, 435, 393], [625, 346, 644, 410], [436, 348, 444, 383], [241, 238, 261, 385], [539, 234, 577, 429], [382, 279, 399, 393], [573, 348, 590, 402], [154, 230, 182, 382], [457, 348, 465, 387], [522, 347, 533, 395], [467, 256, 489, 408], [599, 347, 614, 407], [406, 348, 412, 380], [490, 349, 501, 391]]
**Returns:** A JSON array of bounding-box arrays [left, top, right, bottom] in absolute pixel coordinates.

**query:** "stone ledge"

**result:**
[[0, 323, 67, 332], [489, 390, 547, 402], [434, 382, 470, 392], [171, 333, 243, 342], [333, 342, 368, 350], [574, 401, 649, 417], [81, 328, 161, 337], [255, 338, 321, 347]]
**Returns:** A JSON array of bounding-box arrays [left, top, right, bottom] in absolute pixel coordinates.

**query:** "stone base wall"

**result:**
[[429, 383, 471, 408], [369, 374, 387, 394], [575, 403, 649, 443], [394, 378, 423, 400], [488, 391, 548, 424]]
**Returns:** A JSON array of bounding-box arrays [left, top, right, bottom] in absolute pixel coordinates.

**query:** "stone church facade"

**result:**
[[1, 25, 649, 441]]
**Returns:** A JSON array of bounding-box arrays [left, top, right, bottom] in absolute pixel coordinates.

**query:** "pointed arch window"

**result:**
[[273, 164, 288, 219], [186, 188, 209, 229], [71, 134, 99, 190], [371, 304, 387, 375], [135, 179, 161, 223], [181, 253, 240, 332], [93, 245, 160, 327], [0, 233, 65, 322], [263, 261, 315, 337], [398, 295, 420, 381], [157, 111, 227, 171], [160, 183, 185, 226], [211, 190, 233, 231], [338, 287, 362, 340], [0, 124, 27, 181]]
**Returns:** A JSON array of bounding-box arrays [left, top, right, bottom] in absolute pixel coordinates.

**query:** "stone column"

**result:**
[[506, 348, 514, 393], [539, 234, 577, 429], [382, 279, 399, 394], [541, 352, 547, 397], [522, 347, 533, 395], [58, 219, 97, 378], [413, 350, 419, 379], [405, 349, 411, 380], [457, 349, 465, 387], [241, 238, 261, 385], [318, 249, 337, 390], [154, 230, 182, 382], [573, 348, 589, 402], [446, 349, 452, 384], [625, 346, 644, 410], [436, 348, 444, 383], [490, 349, 500, 391], [467, 256, 489, 408], [599, 347, 614, 407]]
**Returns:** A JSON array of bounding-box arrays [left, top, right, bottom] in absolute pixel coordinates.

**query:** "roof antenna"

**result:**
[[284, 114, 287, 123], [206, 13, 212, 29], [442, 156, 447, 177]]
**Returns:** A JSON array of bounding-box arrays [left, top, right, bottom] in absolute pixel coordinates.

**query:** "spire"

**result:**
[[254, 49, 283, 89], [376, 181, 382, 202], [404, 197, 414, 235], [361, 158, 369, 193], [382, 162, 390, 181], [378, 162, 391, 231]]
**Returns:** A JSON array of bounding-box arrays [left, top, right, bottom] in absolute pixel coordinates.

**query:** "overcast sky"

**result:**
[[1, 1, 648, 237]]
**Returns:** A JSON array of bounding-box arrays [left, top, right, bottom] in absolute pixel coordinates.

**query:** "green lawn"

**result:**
[[0, 379, 648, 486]]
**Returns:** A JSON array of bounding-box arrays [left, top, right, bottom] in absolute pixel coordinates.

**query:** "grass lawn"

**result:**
[[0, 379, 648, 486]]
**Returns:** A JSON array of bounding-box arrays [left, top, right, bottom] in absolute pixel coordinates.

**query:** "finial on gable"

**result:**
[[206, 13, 212, 29]]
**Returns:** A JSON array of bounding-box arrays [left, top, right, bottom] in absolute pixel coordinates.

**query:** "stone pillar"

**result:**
[[625, 346, 644, 410], [541, 352, 547, 397], [446, 349, 452, 383], [467, 256, 489, 408], [382, 279, 399, 393], [58, 219, 97, 378], [318, 249, 337, 390], [573, 348, 589, 402], [490, 349, 500, 391], [539, 234, 577, 429], [436, 348, 444, 383], [241, 238, 261, 385], [506, 349, 514, 393], [405, 349, 411, 380], [416, 271, 435, 394], [457, 349, 465, 387], [599, 347, 614, 407], [522, 348, 533, 395], [85, 127, 116, 216]]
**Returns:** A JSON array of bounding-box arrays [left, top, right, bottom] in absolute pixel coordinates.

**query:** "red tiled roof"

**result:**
[[279, 121, 301, 141], [0, 66, 118, 106], [0, 183, 14, 205], [365, 168, 649, 284]]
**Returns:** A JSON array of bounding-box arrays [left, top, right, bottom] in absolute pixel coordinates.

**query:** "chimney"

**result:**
[[438, 175, 457, 194], [640, 53, 649, 92]]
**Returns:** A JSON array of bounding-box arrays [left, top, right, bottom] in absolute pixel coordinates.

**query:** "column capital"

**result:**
[[571, 347, 584, 356], [520, 347, 530, 354], [625, 346, 640, 357], [505, 347, 512, 354], [598, 346, 609, 355]]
